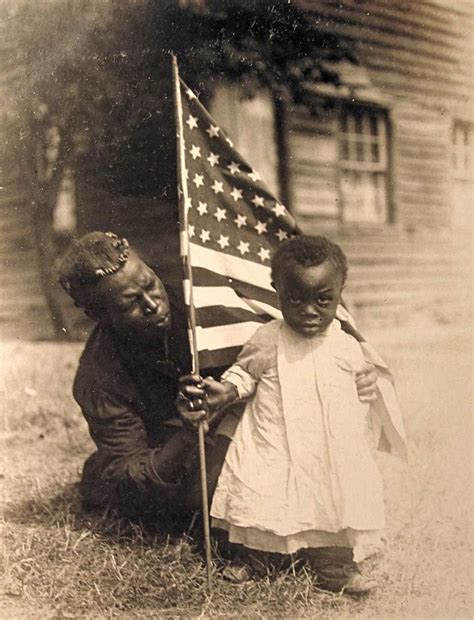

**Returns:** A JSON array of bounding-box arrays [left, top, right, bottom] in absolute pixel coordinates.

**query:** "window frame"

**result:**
[[337, 103, 392, 225], [452, 120, 473, 182], [283, 98, 393, 226]]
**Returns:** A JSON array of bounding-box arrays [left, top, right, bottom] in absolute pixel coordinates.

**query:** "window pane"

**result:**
[[369, 114, 379, 136], [371, 141, 380, 163], [340, 137, 349, 161], [341, 113, 348, 133], [341, 170, 387, 223], [341, 107, 387, 168]]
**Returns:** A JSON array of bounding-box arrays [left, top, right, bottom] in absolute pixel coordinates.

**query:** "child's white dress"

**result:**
[[211, 319, 387, 562]]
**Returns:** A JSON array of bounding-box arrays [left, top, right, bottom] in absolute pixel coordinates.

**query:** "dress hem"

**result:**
[[212, 518, 385, 562]]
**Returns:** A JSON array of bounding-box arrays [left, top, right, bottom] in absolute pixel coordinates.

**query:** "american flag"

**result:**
[[176, 76, 298, 370], [175, 74, 406, 458]]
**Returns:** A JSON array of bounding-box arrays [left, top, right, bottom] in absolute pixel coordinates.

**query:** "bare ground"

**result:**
[[0, 318, 472, 619]]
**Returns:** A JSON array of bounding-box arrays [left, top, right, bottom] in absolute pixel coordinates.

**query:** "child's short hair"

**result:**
[[271, 235, 348, 284]]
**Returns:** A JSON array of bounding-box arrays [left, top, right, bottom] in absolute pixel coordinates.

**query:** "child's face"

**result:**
[[274, 259, 344, 338]]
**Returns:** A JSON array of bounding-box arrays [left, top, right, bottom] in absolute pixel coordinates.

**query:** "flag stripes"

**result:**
[[195, 321, 267, 352], [198, 347, 243, 371], [191, 269, 279, 308], [190, 285, 274, 314], [189, 243, 276, 292], [195, 306, 272, 329]]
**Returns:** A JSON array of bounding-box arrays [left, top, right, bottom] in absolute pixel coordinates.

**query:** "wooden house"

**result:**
[[211, 0, 473, 232], [207, 0, 473, 323], [1, 0, 472, 339]]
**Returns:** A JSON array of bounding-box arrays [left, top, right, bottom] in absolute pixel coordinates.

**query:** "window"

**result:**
[[451, 121, 473, 228], [340, 107, 389, 223], [288, 104, 390, 224]]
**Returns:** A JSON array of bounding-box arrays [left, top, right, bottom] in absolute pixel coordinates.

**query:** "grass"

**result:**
[[1, 323, 473, 619]]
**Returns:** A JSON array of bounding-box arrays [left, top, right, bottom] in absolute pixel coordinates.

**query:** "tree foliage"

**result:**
[[5, 0, 357, 197], [168, 0, 357, 100], [2, 0, 356, 335]]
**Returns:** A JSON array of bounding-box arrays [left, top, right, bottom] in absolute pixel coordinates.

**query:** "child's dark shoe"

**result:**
[[314, 563, 378, 595], [341, 567, 378, 595], [220, 550, 269, 583], [221, 561, 253, 583]]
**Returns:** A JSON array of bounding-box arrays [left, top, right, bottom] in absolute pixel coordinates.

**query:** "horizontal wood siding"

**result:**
[[297, 0, 472, 108], [0, 155, 54, 340], [392, 104, 452, 229], [299, 224, 472, 327], [294, 0, 473, 231]]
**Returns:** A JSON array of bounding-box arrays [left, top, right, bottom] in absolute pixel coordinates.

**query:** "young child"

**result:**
[[208, 235, 405, 595]]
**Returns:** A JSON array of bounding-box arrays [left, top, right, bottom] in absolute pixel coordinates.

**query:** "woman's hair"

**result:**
[[271, 235, 348, 284], [58, 231, 130, 311]]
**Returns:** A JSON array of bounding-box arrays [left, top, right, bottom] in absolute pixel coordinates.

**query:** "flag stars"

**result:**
[[207, 152, 220, 167], [230, 187, 243, 202], [276, 229, 289, 241], [193, 173, 204, 188], [190, 144, 201, 159], [199, 229, 211, 244], [251, 194, 265, 208], [227, 161, 240, 175], [237, 241, 250, 256], [234, 214, 247, 228], [272, 203, 287, 217], [206, 124, 220, 138], [248, 170, 261, 182], [185, 88, 196, 100], [226, 137, 234, 147], [186, 114, 198, 130], [254, 221, 268, 235], [188, 225, 195, 238], [258, 247, 271, 262], [185, 197, 192, 211], [217, 235, 230, 249], [214, 207, 227, 222], [197, 201, 208, 215], [211, 180, 224, 194]]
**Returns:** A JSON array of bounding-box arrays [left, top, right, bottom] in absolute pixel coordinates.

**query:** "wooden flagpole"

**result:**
[[171, 54, 213, 587]]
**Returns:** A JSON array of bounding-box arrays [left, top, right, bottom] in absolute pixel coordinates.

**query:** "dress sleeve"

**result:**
[[221, 322, 277, 399], [81, 385, 185, 492]]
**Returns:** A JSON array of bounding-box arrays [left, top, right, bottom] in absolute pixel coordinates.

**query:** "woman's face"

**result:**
[[274, 259, 344, 338], [94, 251, 171, 341]]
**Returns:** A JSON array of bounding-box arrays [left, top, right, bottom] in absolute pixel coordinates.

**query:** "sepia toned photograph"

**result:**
[[1, 1, 472, 618]]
